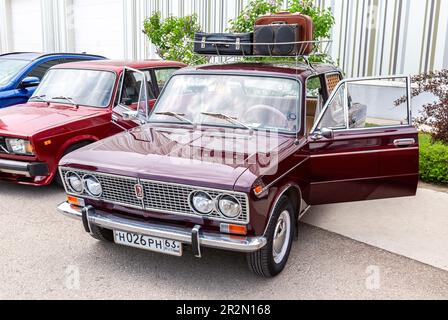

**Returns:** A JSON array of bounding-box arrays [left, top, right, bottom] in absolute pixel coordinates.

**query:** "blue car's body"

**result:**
[[0, 52, 106, 109]]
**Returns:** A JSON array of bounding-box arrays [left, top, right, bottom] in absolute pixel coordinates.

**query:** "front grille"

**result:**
[[60, 167, 249, 224]]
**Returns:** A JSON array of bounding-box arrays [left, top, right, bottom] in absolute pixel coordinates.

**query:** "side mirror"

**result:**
[[311, 127, 334, 141], [122, 110, 139, 121], [321, 127, 334, 140], [20, 76, 40, 89], [122, 98, 133, 106]]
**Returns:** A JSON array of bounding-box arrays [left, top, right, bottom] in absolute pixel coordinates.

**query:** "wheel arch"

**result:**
[[263, 183, 303, 237]]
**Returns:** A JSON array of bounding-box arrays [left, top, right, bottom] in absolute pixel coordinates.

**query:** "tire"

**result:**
[[247, 195, 295, 278], [55, 141, 92, 187], [89, 224, 114, 243]]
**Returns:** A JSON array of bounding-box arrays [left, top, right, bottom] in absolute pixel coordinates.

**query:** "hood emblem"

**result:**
[[134, 184, 144, 200]]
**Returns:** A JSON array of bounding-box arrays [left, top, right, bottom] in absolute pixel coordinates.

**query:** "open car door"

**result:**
[[305, 75, 419, 205], [112, 67, 152, 129]]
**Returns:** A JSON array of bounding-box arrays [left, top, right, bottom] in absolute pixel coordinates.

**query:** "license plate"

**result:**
[[113, 230, 182, 257]]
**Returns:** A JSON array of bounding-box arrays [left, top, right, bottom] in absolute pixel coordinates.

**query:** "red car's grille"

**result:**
[[60, 167, 249, 224]]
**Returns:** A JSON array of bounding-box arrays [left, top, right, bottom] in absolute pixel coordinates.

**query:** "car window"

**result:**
[[151, 74, 301, 133], [317, 84, 346, 130], [306, 76, 324, 134], [119, 70, 155, 109], [346, 78, 409, 129], [154, 68, 177, 92], [0, 59, 29, 85], [34, 69, 115, 108], [26, 58, 95, 81]]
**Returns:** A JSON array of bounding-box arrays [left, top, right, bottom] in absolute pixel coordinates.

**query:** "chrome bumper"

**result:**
[[0, 158, 49, 177], [57, 202, 266, 254]]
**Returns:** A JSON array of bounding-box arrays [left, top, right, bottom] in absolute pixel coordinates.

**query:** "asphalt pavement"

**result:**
[[0, 181, 447, 300]]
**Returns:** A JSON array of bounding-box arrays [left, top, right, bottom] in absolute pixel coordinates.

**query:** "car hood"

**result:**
[[0, 102, 101, 136], [60, 124, 293, 191]]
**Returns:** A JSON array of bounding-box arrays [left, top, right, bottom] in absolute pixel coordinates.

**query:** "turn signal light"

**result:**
[[220, 223, 247, 236], [67, 196, 85, 207]]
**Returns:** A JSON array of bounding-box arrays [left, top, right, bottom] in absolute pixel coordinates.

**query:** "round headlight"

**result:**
[[65, 172, 83, 193], [218, 195, 241, 218], [190, 191, 214, 215], [83, 175, 102, 197]]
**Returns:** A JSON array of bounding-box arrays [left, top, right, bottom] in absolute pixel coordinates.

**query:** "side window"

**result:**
[[305, 76, 324, 133], [154, 68, 177, 92], [347, 78, 409, 129], [27, 59, 66, 80], [317, 84, 346, 130], [316, 76, 411, 132], [119, 70, 155, 109]]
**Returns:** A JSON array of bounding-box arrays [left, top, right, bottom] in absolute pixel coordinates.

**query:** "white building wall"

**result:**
[[0, 0, 447, 77]]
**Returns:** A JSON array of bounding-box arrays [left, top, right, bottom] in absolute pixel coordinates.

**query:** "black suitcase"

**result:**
[[194, 32, 253, 56], [254, 24, 301, 56]]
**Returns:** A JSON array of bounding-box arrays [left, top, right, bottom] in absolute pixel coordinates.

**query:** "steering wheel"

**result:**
[[242, 105, 289, 128]]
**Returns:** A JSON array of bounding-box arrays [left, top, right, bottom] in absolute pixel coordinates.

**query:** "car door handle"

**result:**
[[112, 114, 119, 122], [393, 138, 415, 147]]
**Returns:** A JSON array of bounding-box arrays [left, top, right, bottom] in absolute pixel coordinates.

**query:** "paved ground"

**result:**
[[303, 183, 448, 272], [0, 181, 447, 300]]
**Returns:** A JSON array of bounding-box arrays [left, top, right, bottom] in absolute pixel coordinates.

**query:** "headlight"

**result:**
[[5, 138, 34, 156], [190, 191, 214, 215], [218, 195, 241, 218], [65, 172, 83, 193], [83, 175, 102, 197]]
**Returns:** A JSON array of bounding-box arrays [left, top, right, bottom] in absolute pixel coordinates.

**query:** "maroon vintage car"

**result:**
[[57, 62, 418, 277], [0, 60, 185, 186]]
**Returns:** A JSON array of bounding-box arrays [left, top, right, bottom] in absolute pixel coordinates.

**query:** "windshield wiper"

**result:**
[[51, 96, 79, 109], [155, 112, 195, 126], [29, 95, 48, 103], [201, 112, 253, 131]]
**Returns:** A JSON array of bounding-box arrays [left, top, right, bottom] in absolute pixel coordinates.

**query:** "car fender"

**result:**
[[263, 182, 303, 237]]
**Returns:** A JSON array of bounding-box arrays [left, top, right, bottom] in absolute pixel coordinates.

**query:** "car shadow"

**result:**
[[0, 181, 64, 197]]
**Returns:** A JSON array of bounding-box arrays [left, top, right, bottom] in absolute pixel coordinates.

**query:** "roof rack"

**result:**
[[189, 39, 332, 65]]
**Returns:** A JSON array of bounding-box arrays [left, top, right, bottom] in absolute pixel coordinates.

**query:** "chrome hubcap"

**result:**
[[272, 210, 291, 264]]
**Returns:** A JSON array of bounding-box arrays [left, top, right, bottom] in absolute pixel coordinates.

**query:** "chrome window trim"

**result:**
[[310, 75, 413, 134], [59, 167, 250, 225]]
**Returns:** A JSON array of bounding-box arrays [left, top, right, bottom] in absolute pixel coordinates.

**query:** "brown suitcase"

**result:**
[[255, 12, 314, 55]]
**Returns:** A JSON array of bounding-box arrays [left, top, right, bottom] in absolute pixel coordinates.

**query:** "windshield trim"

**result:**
[[34, 68, 117, 108], [149, 72, 303, 135]]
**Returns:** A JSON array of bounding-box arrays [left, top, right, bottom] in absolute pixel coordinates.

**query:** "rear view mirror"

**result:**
[[311, 127, 334, 141], [321, 128, 334, 139], [122, 98, 133, 106], [122, 110, 139, 121], [20, 76, 40, 89]]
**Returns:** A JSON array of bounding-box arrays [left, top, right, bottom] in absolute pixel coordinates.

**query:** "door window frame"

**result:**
[[310, 75, 413, 134]]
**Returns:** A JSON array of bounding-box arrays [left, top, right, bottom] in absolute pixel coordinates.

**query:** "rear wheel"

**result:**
[[55, 141, 93, 187], [247, 196, 295, 277]]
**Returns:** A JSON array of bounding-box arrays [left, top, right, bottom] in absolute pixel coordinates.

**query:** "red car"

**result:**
[[58, 62, 418, 277], [0, 60, 186, 186]]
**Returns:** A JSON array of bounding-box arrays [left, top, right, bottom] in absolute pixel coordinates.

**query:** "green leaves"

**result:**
[[143, 12, 206, 65], [228, 0, 335, 40], [419, 133, 448, 184]]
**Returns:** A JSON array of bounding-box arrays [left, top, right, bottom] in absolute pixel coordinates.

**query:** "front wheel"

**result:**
[[247, 196, 295, 278]]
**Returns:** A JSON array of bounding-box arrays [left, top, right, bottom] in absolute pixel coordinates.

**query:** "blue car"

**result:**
[[0, 52, 106, 109]]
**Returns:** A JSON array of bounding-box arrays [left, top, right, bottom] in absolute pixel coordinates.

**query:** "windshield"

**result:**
[[33, 69, 116, 107], [0, 59, 30, 86], [150, 74, 301, 133]]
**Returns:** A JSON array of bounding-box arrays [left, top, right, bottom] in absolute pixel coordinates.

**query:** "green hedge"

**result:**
[[419, 134, 448, 184]]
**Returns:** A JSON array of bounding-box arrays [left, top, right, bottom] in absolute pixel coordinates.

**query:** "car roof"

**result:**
[[0, 52, 105, 61], [178, 62, 340, 80], [53, 59, 187, 72]]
